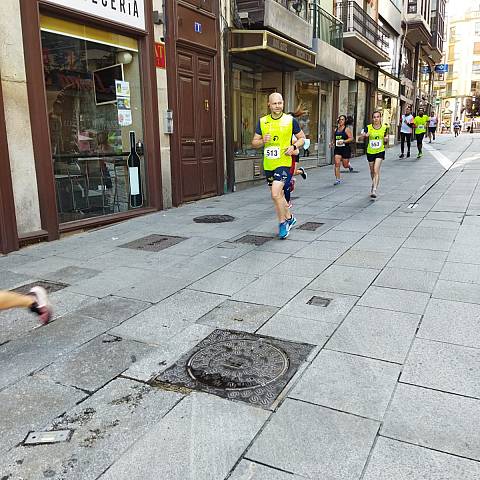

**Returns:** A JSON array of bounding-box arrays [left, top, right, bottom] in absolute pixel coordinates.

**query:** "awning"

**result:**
[[229, 30, 316, 71]]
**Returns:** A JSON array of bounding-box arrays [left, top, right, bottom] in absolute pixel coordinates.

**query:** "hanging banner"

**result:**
[[154, 42, 166, 69]]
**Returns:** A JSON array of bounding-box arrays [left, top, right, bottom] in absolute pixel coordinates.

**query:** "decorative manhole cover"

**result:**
[[234, 235, 274, 246], [12, 280, 68, 295], [307, 296, 332, 307], [152, 329, 313, 409], [119, 234, 187, 252], [299, 222, 324, 231], [193, 215, 235, 223]]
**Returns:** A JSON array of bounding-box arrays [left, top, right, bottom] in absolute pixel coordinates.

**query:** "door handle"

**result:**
[[202, 139, 214, 144], [184, 139, 195, 144]]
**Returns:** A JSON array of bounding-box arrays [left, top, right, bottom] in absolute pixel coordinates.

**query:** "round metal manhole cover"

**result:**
[[187, 339, 289, 390], [193, 215, 235, 224]]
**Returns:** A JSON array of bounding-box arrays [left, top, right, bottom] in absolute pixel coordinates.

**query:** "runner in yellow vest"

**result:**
[[252, 93, 305, 239], [361, 111, 389, 199], [414, 107, 430, 158]]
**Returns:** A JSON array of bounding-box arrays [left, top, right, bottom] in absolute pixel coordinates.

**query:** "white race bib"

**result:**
[[417, 124, 425, 131], [265, 147, 280, 159], [369, 139, 382, 149], [335, 139, 345, 147]]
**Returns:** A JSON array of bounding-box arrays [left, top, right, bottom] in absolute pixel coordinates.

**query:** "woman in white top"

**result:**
[[428, 111, 438, 143], [399, 105, 414, 158]]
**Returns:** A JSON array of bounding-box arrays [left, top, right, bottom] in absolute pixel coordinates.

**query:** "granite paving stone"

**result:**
[[363, 437, 480, 480], [110, 289, 226, 344], [0, 270, 35, 290], [447, 244, 480, 264], [246, 398, 379, 480], [275, 257, 331, 278], [257, 238, 312, 254], [317, 229, 365, 244], [257, 313, 336, 345], [309, 265, 380, 296], [36, 334, 155, 392], [440, 261, 480, 283], [0, 378, 183, 480], [373, 267, 438, 293], [358, 286, 430, 314], [229, 460, 305, 480], [232, 274, 311, 308], [402, 236, 454, 251], [278, 289, 358, 324], [189, 269, 258, 296], [41, 265, 100, 284], [326, 306, 421, 363], [334, 249, 393, 269], [223, 251, 289, 275], [350, 235, 405, 254], [196, 300, 278, 333], [0, 314, 110, 389], [73, 295, 151, 326], [99, 393, 269, 480], [387, 247, 448, 272], [432, 279, 480, 304], [10, 256, 85, 277], [293, 241, 350, 261], [401, 338, 480, 398], [290, 350, 400, 420], [381, 383, 480, 460], [418, 298, 480, 348], [0, 376, 86, 454]]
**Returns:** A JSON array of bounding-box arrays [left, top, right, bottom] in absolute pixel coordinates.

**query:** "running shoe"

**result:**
[[287, 216, 297, 230], [278, 221, 289, 239], [370, 189, 377, 199], [29, 286, 52, 325], [417, 152, 423, 158], [407, 152, 411, 158], [399, 154, 404, 158], [334, 179, 342, 186], [298, 167, 307, 180]]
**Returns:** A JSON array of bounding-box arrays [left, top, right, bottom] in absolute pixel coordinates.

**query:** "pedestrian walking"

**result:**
[[399, 105, 414, 158], [413, 107, 429, 158], [0, 286, 52, 325], [428, 111, 438, 142], [361, 111, 388, 199], [453, 118, 461, 137], [329, 115, 354, 185], [252, 92, 305, 239]]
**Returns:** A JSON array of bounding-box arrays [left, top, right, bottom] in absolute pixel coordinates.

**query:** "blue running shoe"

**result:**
[[278, 221, 289, 239], [287, 216, 297, 230]]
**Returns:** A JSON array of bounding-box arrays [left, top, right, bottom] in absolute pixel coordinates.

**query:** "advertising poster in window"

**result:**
[[116, 80, 132, 127]]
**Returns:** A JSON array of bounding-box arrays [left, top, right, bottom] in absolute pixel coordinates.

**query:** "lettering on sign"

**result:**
[[154, 42, 166, 69], [44, 0, 145, 30], [265, 33, 315, 67]]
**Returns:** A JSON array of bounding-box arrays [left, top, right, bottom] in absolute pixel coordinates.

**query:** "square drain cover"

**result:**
[[307, 296, 331, 307], [235, 235, 274, 246], [24, 429, 73, 445], [299, 222, 324, 231], [119, 234, 187, 252], [152, 329, 313, 409], [12, 280, 68, 295]]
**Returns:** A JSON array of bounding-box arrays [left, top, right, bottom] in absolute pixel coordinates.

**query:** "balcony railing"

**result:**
[[234, 0, 311, 27], [271, 0, 310, 21], [310, 2, 343, 50], [430, 30, 444, 52], [336, 1, 389, 53]]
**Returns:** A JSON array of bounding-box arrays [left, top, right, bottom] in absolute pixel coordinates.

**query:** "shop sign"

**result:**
[[265, 32, 316, 67], [420, 65, 431, 74], [377, 71, 399, 97], [435, 64, 449, 73], [43, 0, 146, 31], [154, 42, 166, 69]]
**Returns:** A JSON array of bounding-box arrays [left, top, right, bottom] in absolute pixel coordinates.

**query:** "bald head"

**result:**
[[268, 92, 284, 117]]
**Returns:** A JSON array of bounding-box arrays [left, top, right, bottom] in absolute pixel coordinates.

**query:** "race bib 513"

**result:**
[[369, 139, 382, 149], [265, 147, 280, 159]]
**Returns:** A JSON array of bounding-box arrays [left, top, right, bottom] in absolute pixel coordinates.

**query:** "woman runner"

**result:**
[[329, 115, 354, 185], [361, 111, 389, 199]]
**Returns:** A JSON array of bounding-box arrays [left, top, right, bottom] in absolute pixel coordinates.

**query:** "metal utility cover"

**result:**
[[298, 222, 324, 231], [24, 430, 73, 445], [152, 329, 313, 409], [12, 280, 68, 295], [234, 235, 274, 246], [193, 215, 235, 223], [119, 234, 187, 252], [307, 296, 332, 307]]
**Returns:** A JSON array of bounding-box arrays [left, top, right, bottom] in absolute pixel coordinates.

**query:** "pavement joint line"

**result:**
[[397, 380, 480, 402], [410, 335, 480, 353], [237, 458, 308, 479], [322, 348, 404, 366], [361, 283, 434, 296], [378, 434, 480, 464]]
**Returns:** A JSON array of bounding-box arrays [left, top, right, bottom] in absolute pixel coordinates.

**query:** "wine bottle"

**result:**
[[127, 131, 143, 208]]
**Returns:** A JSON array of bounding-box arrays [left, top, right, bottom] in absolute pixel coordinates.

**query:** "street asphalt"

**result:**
[[1, 132, 480, 479]]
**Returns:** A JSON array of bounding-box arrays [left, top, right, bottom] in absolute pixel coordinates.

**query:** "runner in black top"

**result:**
[[329, 115, 354, 185]]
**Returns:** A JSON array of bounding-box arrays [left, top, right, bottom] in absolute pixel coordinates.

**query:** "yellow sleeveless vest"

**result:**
[[259, 114, 294, 170]]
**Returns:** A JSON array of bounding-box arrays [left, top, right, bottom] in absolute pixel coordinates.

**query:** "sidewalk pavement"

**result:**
[[2, 134, 480, 479]]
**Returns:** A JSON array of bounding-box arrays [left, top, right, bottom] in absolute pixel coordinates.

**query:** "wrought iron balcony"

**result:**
[[234, 0, 310, 26], [310, 2, 343, 50], [335, 1, 390, 63]]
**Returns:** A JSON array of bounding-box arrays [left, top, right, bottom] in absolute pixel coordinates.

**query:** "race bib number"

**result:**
[[417, 125, 425, 131], [335, 139, 345, 147], [265, 147, 280, 159], [369, 139, 382, 149]]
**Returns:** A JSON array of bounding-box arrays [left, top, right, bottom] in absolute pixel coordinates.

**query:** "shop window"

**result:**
[[40, 15, 146, 223]]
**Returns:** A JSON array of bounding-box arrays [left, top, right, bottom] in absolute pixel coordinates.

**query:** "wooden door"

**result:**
[[177, 48, 217, 201]]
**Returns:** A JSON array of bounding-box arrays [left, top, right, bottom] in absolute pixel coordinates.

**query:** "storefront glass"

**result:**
[[41, 16, 146, 223], [295, 81, 319, 160]]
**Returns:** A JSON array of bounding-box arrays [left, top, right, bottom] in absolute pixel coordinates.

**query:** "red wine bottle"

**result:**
[[128, 131, 143, 208]]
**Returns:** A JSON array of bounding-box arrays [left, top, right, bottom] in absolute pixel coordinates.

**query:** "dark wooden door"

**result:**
[[177, 48, 217, 201]]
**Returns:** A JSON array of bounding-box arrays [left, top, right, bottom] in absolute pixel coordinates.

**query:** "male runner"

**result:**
[[252, 93, 305, 239], [413, 107, 429, 158]]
